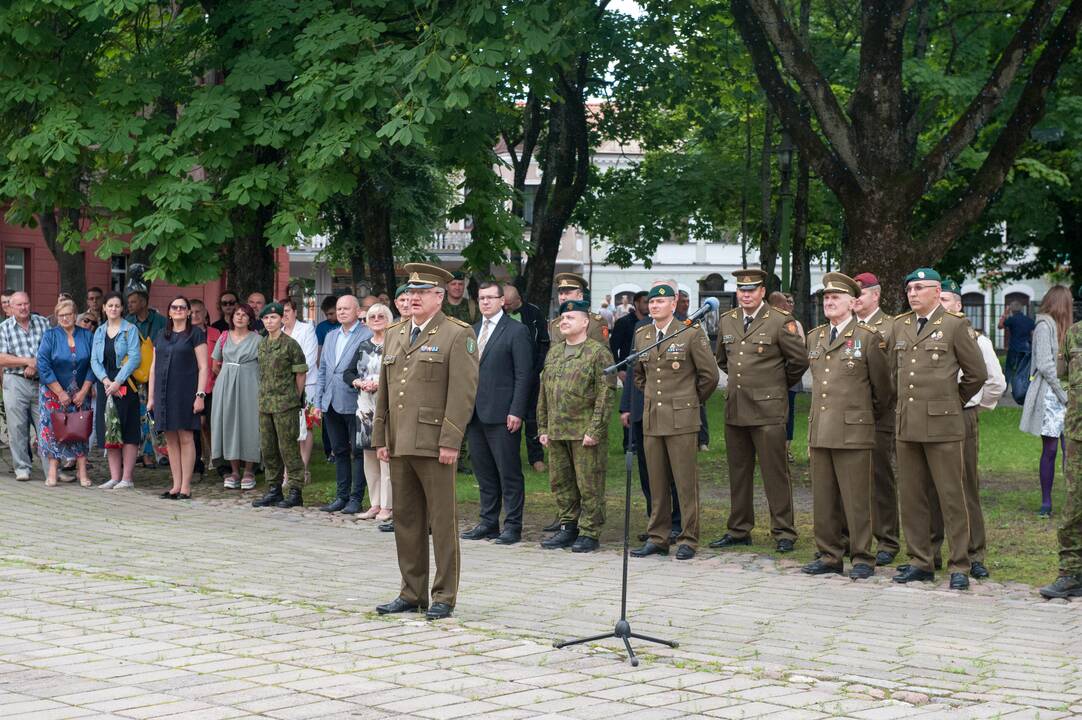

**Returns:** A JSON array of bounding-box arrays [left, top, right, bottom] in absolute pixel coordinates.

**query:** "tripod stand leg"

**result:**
[[553, 631, 614, 649], [629, 631, 679, 649], [622, 637, 639, 667]]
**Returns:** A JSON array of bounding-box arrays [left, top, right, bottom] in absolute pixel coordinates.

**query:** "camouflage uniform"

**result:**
[[1059, 321, 1082, 575], [442, 298, 479, 325], [258, 333, 309, 493], [537, 338, 616, 539]]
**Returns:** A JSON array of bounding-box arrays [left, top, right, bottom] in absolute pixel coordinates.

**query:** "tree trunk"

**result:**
[[224, 206, 276, 302], [756, 110, 775, 277], [839, 193, 918, 314], [359, 188, 395, 298], [791, 150, 812, 329], [38, 208, 87, 305]]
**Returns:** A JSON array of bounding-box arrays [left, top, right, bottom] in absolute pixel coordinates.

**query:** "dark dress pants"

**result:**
[[467, 420, 525, 533], [632, 420, 680, 531], [523, 377, 544, 465], [324, 407, 365, 502]]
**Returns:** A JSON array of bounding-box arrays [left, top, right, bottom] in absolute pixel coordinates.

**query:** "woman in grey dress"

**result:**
[[211, 303, 262, 489]]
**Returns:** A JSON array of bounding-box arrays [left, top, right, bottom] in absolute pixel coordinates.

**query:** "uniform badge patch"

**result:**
[[785, 321, 798, 335], [722, 334, 735, 344], [465, 339, 475, 354]]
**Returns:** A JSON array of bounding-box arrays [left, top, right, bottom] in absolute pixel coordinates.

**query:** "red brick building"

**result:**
[[0, 219, 291, 318]]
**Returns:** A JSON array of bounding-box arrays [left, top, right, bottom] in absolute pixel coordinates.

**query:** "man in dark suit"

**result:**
[[503, 284, 549, 471], [612, 291, 648, 454], [462, 282, 534, 545]]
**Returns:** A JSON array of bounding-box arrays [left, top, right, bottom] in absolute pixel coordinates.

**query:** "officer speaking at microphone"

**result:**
[[800, 273, 893, 580], [629, 283, 719, 560]]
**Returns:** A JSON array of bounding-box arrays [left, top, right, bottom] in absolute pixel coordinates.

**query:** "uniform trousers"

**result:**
[[633, 420, 681, 531], [1058, 439, 1082, 575], [390, 454, 460, 608], [644, 432, 699, 549], [872, 426, 900, 554], [896, 438, 971, 574], [930, 406, 986, 563], [548, 438, 606, 539], [809, 447, 874, 567], [724, 422, 796, 541], [259, 410, 303, 494]]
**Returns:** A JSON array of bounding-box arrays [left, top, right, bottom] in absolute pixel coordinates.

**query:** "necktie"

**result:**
[[917, 317, 927, 335], [410, 326, 420, 346], [829, 326, 837, 345], [743, 315, 752, 333], [477, 320, 492, 356]]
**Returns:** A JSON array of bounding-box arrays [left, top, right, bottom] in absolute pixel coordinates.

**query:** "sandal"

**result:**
[[375, 510, 393, 522], [240, 474, 256, 490], [45, 476, 58, 487], [223, 475, 239, 489], [79, 477, 92, 488]]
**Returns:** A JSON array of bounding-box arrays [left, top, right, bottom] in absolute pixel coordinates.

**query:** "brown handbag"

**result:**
[[50, 408, 93, 443]]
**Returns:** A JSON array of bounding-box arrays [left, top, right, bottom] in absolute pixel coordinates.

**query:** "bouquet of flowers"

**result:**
[[303, 401, 320, 430], [103, 386, 128, 449]]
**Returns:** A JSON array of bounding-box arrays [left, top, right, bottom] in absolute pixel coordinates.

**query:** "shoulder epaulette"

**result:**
[[447, 316, 470, 328], [947, 310, 965, 318], [634, 324, 651, 334], [810, 323, 827, 334], [775, 308, 791, 316], [388, 318, 408, 330], [591, 313, 603, 320], [856, 321, 883, 335], [896, 311, 915, 319]]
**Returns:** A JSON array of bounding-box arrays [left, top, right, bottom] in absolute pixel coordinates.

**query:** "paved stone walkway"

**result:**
[[1, 478, 1080, 719]]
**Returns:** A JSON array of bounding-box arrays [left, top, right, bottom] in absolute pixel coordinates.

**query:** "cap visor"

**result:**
[[736, 283, 761, 291], [406, 282, 436, 289]]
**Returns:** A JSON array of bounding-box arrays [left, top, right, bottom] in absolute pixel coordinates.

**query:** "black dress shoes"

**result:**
[[875, 550, 896, 566], [630, 542, 668, 558], [461, 525, 500, 540], [320, 498, 347, 512], [542, 518, 561, 532], [849, 563, 875, 580], [426, 602, 453, 620], [950, 572, 970, 590], [571, 536, 599, 553], [675, 544, 695, 560], [541, 524, 578, 549], [1039, 573, 1082, 598], [801, 559, 842, 575], [341, 499, 362, 514], [892, 566, 934, 583], [378, 521, 395, 532], [252, 489, 283, 507], [637, 532, 649, 542], [376, 597, 419, 615], [708, 534, 751, 549], [160, 490, 178, 499], [776, 539, 795, 553], [970, 561, 990, 579], [493, 530, 521, 545], [276, 488, 303, 508]]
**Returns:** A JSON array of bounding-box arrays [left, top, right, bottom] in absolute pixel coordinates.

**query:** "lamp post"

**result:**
[[775, 133, 794, 292]]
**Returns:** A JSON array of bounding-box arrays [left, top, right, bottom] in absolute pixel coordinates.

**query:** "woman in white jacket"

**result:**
[[282, 298, 319, 486]]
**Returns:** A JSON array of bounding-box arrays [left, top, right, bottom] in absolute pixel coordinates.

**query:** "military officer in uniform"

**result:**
[[442, 271, 480, 325], [537, 300, 616, 553], [373, 263, 479, 620], [548, 273, 609, 345], [891, 268, 986, 590], [1039, 311, 1082, 599], [853, 272, 900, 565], [252, 303, 310, 509], [629, 283, 719, 560], [800, 274, 893, 579], [931, 279, 1005, 579], [710, 268, 808, 552]]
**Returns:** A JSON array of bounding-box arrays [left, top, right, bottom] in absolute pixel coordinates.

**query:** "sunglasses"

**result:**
[[169, 304, 190, 311], [220, 299, 237, 306]]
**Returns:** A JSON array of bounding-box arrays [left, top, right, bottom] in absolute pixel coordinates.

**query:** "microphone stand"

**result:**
[[554, 314, 709, 666]]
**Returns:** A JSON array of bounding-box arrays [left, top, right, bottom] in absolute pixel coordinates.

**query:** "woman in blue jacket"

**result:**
[[37, 298, 95, 486], [91, 291, 144, 489]]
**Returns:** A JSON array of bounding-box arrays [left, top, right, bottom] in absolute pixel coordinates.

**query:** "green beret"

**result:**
[[259, 302, 284, 318], [904, 267, 942, 285], [450, 271, 466, 281], [394, 284, 409, 299], [940, 278, 961, 296], [558, 299, 590, 315], [648, 284, 675, 299]]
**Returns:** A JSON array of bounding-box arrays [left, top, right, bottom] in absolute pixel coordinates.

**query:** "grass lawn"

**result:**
[[301, 394, 1064, 587]]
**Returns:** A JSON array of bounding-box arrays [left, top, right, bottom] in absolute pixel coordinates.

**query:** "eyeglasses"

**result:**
[[169, 304, 189, 311], [907, 283, 937, 294], [220, 299, 237, 306]]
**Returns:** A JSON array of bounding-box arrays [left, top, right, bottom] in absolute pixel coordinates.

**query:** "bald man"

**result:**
[[0, 291, 50, 479]]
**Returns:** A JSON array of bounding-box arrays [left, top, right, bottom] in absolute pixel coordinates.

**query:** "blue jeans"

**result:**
[[324, 408, 365, 502]]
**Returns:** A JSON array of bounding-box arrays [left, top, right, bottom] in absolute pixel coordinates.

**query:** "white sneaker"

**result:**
[[99, 479, 120, 489], [224, 476, 239, 489], [14, 470, 30, 481], [111, 480, 134, 490], [240, 476, 256, 490]]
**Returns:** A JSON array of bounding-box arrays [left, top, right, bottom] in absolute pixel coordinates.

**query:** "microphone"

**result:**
[[685, 296, 720, 324]]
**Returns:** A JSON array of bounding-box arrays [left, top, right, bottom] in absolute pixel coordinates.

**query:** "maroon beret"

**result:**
[[853, 272, 879, 289]]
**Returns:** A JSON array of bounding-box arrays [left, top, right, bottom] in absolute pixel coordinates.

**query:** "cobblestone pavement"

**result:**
[[1, 478, 1080, 720]]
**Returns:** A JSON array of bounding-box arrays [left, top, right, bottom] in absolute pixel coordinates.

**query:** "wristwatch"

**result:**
[[196, 391, 207, 399]]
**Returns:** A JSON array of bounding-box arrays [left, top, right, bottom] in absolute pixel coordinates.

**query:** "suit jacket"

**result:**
[[633, 320, 719, 436], [471, 314, 532, 424], [715, 303, 809, 426], [315, 322, 371, 413], [806, 317, 893, 449], [891, 304, 986, 443], [610, 311, 643, 366], [371, 311, 479, 457]]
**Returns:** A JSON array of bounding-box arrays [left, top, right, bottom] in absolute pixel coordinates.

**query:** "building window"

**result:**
[[962, 292, 985, 331], [523, 186, 538, 226], [4, 247, 26, 291], [110, 255, 128, 294]]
